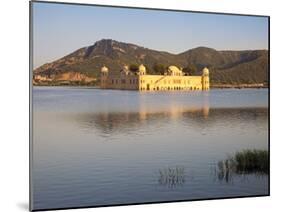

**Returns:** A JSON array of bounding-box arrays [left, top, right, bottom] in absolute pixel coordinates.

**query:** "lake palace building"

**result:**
[[100, 64, 210, 91]]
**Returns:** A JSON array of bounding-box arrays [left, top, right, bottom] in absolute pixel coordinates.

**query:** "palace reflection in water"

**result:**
[[73, 106, 267, 136]]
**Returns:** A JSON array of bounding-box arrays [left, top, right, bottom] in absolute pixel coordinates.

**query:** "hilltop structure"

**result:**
[[100, 64, 210, 91]]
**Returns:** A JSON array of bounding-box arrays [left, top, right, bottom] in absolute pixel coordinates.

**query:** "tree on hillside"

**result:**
[[182, 64, 197, 76], [153, 63, 166, 75], [129, 64, 139, 72]]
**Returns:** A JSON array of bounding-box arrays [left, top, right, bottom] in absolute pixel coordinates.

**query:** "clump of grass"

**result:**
[[216, 158, 236, 183], [234, 149, 268, 174], [216, 149, 268, 182], [158, 166, 185, 187]]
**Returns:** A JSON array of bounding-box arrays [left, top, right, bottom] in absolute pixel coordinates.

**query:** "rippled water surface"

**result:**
[[31, 87, 269, 210]]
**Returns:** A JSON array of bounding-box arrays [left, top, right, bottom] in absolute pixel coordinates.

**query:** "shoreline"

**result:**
[[32, 83, 269, 89], [32, 84, 268, 89], [211, 84, 268, 89]]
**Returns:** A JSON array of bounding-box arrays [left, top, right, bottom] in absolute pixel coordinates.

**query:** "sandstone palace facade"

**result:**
[[100, 64, 210, 91]]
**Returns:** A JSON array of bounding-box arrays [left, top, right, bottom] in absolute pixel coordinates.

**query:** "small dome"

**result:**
[[139, 64, 146, 72], [167, 65, 183, 76], [168, 65, 180, 73], [101, 66, 108, 72], [203, 67, 209, 75], [123, 65, 129, 71]]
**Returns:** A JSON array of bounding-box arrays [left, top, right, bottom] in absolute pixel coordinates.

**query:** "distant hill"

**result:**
[[34, 39, 269, 86]]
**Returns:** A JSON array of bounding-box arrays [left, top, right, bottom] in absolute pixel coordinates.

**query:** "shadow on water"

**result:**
[[72, 107, 267, 136], [213, 149, 269, 183], [158, 166, 185, 188]]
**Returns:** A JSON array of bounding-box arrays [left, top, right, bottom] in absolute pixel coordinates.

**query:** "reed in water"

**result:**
[[215, 149, 268, 182]]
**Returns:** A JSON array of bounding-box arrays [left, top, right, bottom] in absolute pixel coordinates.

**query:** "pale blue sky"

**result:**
[[32, 2, 268, 68]]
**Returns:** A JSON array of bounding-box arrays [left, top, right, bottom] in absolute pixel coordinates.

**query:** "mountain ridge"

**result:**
[[34, 39, 269, 86]]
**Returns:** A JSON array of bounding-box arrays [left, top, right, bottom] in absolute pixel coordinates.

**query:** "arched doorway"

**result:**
[[146, 84, 150, 90]]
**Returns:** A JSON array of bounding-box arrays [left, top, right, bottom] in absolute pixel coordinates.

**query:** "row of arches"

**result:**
[[140, 86, 201, 91]]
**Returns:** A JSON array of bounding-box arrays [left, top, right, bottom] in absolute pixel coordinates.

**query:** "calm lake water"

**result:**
[[31, 87, 269, 210]]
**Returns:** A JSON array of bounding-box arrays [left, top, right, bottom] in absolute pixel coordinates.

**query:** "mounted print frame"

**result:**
[[30, 0, 270, 211]]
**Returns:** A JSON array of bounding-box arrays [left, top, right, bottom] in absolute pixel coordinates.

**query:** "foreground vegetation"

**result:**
[[215, 149, 268, 182], [158, 166, 185, 187]]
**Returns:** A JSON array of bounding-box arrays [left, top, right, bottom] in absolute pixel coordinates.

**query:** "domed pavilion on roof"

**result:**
[[167, 65, 184, 76]]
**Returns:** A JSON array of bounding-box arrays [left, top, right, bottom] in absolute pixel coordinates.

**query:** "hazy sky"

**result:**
[[32, 2, 268, 68]]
